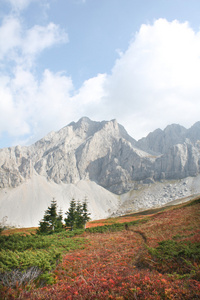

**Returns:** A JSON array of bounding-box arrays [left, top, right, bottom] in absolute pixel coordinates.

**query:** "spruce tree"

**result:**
[[75, 200, 84, 229], [82, 197, 91, 228], [64, 198, 91, 230], [64, 198, 77, 231], [37, 198, 63, 234], [56, 208, 64, 231]]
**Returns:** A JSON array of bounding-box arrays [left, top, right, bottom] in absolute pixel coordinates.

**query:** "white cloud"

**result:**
[[34, 69, 74, 133], [0, 16, 21, 60], [0, 7, 69, 144], [102, 18, 200, 138], [23, 23, 68, 56], [0, 68, 75, 143], [6, 0, 38, 11], [1, 18, 200, 147], [73, 74, 107, 105], [0, 77, 30, 137], [0, 65, 108, 144], [0, 15, 68, 67]]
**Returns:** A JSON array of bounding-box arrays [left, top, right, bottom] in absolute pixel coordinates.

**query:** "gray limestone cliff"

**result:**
[[0, 117, 200, 194]]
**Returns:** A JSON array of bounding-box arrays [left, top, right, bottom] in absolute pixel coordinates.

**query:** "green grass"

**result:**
[[0, 196, 199, 293], [147, 240, 200, 279], [0, 229, 86, 286], [149, 239, 200, 260], [183, 197, 200, 207], [86, 218, 149, 233]]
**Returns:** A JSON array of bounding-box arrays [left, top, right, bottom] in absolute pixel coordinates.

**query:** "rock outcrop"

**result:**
[[0, 117, 200, 194]]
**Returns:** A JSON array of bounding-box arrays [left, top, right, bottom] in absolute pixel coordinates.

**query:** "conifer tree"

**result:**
[[37, 198, 63, 234], [75, 200, 84, 229], [64, 198, 77, 231], [82, 197, 91, 228], [56, 208, 64, 231], [64, 198, 91, 230]]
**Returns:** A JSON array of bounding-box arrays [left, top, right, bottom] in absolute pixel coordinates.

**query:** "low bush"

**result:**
[[0, 267, 42, 288], [0, 230, 86, 288], [146, 240, 200, 279], [0, 234, 51, 251], [86, 218, 148, 233], [0, 248, 61, 273], [183, 197, 200, 207], [149, 240, 200, 260]]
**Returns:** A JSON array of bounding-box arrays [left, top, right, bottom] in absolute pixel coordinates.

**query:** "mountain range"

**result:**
[[0, 117, 200, 227]]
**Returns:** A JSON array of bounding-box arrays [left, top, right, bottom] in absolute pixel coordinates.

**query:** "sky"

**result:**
[[0, 0, 200, 148]]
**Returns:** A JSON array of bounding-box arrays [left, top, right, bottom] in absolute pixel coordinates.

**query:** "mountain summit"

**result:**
[[1, 117, 200, 194]]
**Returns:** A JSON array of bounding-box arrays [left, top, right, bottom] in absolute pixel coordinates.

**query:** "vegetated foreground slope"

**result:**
[[1, 198, 200, 299]]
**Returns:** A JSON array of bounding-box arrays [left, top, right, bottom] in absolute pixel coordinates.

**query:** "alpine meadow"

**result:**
[[0, 197, 199, 299], [1, 0, 200, 299]]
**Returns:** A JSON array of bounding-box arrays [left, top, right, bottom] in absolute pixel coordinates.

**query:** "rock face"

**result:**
[[137, 122, 200, 155], [0, 117, 200, 194], [137, 124, 187, 154], [0, 117, 200, 227]]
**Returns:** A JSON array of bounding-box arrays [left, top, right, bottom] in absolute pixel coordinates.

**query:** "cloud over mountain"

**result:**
[[1, 10, 200, 147], [103, 19, 200, 138]]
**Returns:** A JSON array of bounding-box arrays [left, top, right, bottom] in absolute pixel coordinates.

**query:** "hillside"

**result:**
[[0, 197, 199, 299], [0, 117, 200, 228]]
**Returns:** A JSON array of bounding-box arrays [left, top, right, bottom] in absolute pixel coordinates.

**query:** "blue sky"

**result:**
[[0, 0, 200, 148]]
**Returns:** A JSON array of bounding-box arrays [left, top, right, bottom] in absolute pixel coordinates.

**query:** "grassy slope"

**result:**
[[1, 197, 200, 299], [1, 227, 37, 236]]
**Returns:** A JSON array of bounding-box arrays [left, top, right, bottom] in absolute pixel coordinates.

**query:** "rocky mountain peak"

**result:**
[[186, 121, 200, 143], [136, 122, 200, 155], [0, 118, 200, 195], [69, 117, 104, 136]]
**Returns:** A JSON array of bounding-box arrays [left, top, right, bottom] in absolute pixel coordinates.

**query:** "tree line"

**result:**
[[37, 198, 90, 234]]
